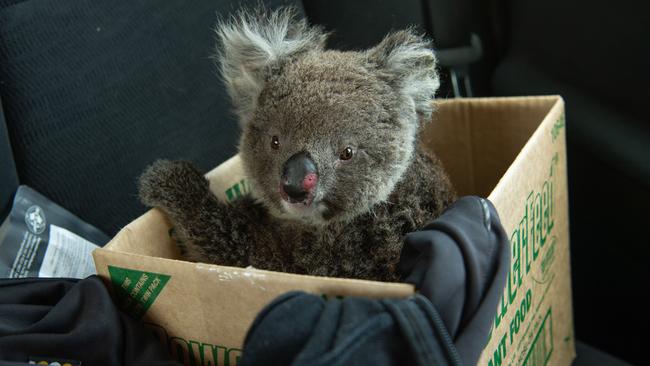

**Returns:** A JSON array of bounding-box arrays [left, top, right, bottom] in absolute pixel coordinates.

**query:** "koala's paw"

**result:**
[[138, 160, 209, 210]]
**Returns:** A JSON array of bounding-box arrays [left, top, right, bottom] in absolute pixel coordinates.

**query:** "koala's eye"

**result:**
[[271, 136, 280, 150], [339, 147, 354, 161]]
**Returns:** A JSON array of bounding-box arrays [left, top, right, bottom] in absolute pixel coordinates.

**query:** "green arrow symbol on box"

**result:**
[[108, 265, 171, 320]]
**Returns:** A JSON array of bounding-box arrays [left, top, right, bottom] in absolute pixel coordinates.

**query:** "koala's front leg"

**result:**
[[138, 160, 254, 267]]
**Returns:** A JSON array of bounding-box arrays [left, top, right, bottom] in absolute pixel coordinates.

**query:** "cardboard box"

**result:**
[[93, 96, 575, 366]]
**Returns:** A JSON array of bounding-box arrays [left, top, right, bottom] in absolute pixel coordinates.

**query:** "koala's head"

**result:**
[[216, 8, 440, 225]]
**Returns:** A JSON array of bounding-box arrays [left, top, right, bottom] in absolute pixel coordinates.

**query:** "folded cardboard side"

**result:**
[[476, 97, 574, 366], [93, 96, 575, 366]]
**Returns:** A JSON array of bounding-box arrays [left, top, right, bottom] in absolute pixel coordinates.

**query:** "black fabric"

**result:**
[[302, 0, 427, 51], [574, 341, 633, 366], [422, 0, 473, 49], [400, 197, 509, 365], [0, 97, 18, 221], [0, 0, 301, 236], [500, 0, 650, 120], [242, 293, 461, 366], [240, 196, 510, 366], [0, 275, 181, 366]]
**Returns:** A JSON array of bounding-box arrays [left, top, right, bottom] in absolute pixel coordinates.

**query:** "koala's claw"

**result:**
[[138, 159, 209, 210]]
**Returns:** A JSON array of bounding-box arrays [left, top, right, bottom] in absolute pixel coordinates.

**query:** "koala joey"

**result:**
[[139, 8, 456, 282]]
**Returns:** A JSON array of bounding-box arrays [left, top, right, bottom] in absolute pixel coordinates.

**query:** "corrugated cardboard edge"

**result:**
[[94, 248, 415, 296]]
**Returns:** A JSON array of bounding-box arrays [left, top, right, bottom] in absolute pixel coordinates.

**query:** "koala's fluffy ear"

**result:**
[[216, 8, 328, 125], [367, 30, 440, 121]]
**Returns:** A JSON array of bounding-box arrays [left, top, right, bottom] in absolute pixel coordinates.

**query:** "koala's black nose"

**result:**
[[281, 152, 318, 202]]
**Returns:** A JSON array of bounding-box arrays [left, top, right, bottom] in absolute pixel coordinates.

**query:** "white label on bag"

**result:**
[[39, 225, 99, 278]]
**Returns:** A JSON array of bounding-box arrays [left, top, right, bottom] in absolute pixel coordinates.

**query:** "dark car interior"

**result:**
[[1, 0, 647, 364]]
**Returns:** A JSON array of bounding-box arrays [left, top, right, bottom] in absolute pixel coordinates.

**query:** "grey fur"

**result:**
[[139, 8, 455, 282], [216, 8, 328, 125]]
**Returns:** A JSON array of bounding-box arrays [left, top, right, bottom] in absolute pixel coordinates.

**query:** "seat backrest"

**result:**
[[0, 98, 18, 220], [0, 0, 301, 235]]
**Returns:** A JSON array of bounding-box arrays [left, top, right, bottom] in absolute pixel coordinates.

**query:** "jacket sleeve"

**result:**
[[399, 196, 510, 365]]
